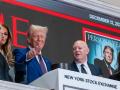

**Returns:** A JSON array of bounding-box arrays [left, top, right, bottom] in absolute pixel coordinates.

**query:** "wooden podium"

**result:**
[[30, 68, 120, 90]]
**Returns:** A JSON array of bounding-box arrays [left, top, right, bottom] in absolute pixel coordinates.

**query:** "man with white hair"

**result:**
[[69, 40, 102, 76], [13, 24, 52, 84]]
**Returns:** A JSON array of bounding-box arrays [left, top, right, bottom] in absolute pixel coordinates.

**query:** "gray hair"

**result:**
[[28, 24, 48, 38]]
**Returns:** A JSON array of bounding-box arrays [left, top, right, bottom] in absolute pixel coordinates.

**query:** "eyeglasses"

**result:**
[[0, 33, 8, 38]]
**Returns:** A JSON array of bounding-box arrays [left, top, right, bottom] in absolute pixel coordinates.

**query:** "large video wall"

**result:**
[[0, 0, 120, 70]]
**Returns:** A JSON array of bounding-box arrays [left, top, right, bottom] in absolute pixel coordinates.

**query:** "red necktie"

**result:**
[[38, 55, 47, 74]]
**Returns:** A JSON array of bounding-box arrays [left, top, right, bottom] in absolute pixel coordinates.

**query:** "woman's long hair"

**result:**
[[1, 24, 14, 66]]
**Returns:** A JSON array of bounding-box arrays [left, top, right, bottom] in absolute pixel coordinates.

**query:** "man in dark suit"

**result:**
[[68, 40, 102, 76], [13, 24, 52, 84], [94, 46, 115, 78]]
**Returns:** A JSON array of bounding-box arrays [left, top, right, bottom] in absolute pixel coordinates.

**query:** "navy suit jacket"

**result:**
[[68, 61, 102, 76], [13, 48, 52, 84]]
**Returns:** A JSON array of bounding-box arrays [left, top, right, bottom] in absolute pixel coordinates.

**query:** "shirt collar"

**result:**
[[75, 59, 88, 67]]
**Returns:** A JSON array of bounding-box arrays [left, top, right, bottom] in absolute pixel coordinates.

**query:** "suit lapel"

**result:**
[[72, 61, 79, 72], [102, 60, 114, 75], [88, 63, 96, 75], [88, 63, 92, 73]]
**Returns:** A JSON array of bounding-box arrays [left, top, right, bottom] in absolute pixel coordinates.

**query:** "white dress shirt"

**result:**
[[76, 60, 92, 75]]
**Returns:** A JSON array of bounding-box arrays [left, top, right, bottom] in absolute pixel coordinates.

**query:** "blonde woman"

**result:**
[[0, 24, 14, 81]]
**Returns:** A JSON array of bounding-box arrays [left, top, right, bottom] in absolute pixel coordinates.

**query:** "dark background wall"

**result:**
[[0, 0, 120, 65]]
